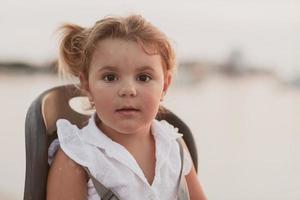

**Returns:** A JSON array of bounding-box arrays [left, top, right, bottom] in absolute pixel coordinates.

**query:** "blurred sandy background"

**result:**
[[1, 0, 299, 199]]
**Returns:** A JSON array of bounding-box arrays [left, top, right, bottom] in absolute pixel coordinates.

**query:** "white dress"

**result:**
[[48, 114, 192, 200]]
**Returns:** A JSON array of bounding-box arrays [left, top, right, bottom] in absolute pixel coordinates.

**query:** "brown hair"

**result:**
[[58, 14, 176, 80]]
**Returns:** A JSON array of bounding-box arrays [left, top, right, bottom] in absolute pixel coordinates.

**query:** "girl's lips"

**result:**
[[115, 108, 140, 115], [116, 106, 139, 111], [116, 108, 140, 112]]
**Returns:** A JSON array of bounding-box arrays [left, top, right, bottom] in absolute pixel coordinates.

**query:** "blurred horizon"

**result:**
[[1, 0, 299, 77]]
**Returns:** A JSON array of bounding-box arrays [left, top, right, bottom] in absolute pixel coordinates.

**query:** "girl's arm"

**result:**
[[185, 166, 207, 200], [46, 148, 88, 200]]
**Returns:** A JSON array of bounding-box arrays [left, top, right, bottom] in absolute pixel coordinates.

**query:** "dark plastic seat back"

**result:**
[[24, 84, 198, 200]]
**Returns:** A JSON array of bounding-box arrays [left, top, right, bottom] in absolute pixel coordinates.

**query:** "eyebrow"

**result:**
[[96, 66, 119, 73], [96, 65, 155, 73], [137, 65, 155, 72]]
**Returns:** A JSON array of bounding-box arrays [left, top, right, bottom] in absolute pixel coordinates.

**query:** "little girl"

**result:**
[[47, 14, 207, 200]]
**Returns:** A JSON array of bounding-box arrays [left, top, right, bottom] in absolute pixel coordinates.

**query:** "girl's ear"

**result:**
[[161, 71, 172, 99]]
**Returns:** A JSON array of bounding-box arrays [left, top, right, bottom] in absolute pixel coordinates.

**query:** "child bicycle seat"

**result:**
[[24, 84, 198, 200]]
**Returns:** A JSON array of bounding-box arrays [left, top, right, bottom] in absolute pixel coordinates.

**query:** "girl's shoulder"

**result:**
[[48, 118, 93, 168], [152, 119, 183, 141], [56, 118, 82, 141], [153, 119, 193, 176]]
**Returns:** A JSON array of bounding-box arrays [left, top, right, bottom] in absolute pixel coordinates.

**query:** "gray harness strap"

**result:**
[[84, 138, 190, 200], [84, 167, 121, 200]]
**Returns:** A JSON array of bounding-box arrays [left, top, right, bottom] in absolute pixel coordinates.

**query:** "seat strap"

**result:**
[[176, 138, 191, 200], [83, 167, 120, 200]]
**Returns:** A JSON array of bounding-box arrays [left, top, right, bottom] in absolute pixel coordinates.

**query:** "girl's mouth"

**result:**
[[116, 107, 140, 115], [116, 108, 139, 112]]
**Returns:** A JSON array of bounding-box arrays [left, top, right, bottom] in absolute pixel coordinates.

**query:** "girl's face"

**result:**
[[81, 38, 171, 137]]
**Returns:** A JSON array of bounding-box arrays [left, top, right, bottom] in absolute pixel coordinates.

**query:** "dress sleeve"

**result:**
[[47, 119, 91, 168]]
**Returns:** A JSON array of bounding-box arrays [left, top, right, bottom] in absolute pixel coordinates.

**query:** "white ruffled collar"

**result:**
[[82, 113, 182, 150], [81, 113, 183, 184]]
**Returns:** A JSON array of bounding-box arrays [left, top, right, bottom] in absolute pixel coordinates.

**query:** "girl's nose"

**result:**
[[118, 82, 137, 97]]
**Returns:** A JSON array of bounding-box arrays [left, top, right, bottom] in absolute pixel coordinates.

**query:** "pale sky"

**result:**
[[1, 0, 299, 75]]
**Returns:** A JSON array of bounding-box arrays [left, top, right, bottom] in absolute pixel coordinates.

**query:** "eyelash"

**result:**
[[101, 73, 152, 82], [102, 74, 118, 82]]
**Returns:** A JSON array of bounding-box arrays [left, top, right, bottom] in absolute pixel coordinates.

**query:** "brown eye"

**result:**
[[137, 74, 152, 82], [103, 74, 117, 82]]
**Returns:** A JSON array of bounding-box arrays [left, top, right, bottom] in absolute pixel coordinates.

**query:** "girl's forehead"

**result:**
[[91, 38, 163, 67], [94, 38, 156, 55]]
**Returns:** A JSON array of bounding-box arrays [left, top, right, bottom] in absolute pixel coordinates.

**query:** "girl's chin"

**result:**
[[98, 118, 153, 134], [112, 122, 151, 134], [114, 125, 146, 134]]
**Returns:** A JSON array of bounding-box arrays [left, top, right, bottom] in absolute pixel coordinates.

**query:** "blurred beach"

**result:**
[[1, 72, 299, 199]]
